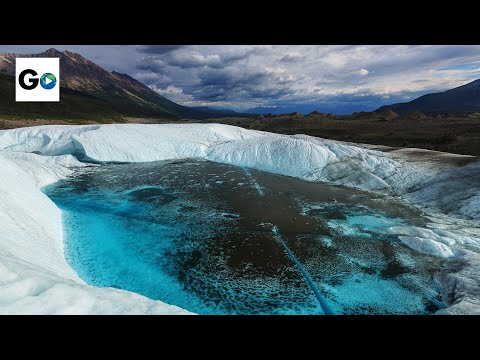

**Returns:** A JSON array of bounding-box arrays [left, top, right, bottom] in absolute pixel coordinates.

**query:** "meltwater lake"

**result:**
[[43, 159, 445, 314]]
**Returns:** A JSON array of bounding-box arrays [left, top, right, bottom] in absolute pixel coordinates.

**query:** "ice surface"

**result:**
[[0, 152, 190, 314], [0, 124, 476, 203], [0, 124, 479, 314], [434, 249, 480, 315], [321, 273, 432, 315], [328, 213, 406, 239], [387, 226, 480, 258], [405, 161, 480, 221]]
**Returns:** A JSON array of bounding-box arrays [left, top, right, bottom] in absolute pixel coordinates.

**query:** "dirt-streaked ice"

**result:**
[[0, 124, 479, 314]]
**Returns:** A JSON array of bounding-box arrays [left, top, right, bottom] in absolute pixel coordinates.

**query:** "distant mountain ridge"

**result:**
[[0, 48, 245, 120], [191, 106, 241, 115], [378, 78, 480, 114]]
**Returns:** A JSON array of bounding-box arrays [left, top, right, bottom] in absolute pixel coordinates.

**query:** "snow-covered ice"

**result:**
[[0, 152, 190, 314], [0, 123, 479, 314]]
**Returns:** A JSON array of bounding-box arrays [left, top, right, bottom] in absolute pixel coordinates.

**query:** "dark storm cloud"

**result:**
[[194, 83, 292, 102], [167, 51, 222, 69], [220, 46, 271, 63], [190, 64, 296, 103], [198, 68, 266, 87], [137, 45, 185, 54], [280, 53, 305, 63]]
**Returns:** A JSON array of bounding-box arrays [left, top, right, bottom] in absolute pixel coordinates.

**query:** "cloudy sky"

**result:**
[[2, 45, 480, 113]]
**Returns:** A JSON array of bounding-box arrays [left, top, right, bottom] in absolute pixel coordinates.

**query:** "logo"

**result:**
[[40, 73, 57, 90], [16, 58, 59, 102]]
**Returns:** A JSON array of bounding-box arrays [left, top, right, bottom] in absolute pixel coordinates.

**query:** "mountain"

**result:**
[[0, 48, 239, 120], [246, 102, 376, 115], [191, 106, 242, 116], [374, 108, 399, 120], [378, 79, 480, 114]]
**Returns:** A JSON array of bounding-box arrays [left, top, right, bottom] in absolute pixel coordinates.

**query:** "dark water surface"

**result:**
[[43, 159, 444, 314]]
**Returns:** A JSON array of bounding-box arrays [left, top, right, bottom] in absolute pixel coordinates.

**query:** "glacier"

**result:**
[[0, 123, 479, 314]]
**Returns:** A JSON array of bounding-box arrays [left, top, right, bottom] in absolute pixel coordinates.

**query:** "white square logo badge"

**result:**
[[16, 58, 60, 102]]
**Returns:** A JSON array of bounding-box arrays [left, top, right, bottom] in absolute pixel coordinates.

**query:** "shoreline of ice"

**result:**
[[0, 123, 478, 314]]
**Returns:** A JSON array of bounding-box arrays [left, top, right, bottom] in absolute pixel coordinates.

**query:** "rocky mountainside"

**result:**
[[0, 48, 241, 120], [378, 78, 480, 114]]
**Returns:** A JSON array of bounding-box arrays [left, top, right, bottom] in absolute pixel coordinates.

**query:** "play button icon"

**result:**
[[40, 73, 57, 90]]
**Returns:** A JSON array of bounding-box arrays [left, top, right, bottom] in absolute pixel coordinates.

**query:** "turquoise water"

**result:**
[[44, 159, 444, 314]]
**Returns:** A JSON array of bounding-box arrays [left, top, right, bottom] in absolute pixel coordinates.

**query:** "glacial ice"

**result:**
[[0, 123, 479, 314]]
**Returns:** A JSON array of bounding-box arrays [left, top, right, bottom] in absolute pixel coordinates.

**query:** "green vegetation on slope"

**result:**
[[0, 72, 124, 120], [0, 72, 242, 121]]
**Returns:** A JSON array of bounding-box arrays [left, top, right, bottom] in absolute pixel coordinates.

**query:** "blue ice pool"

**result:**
[[43, 159, 445, 314]]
